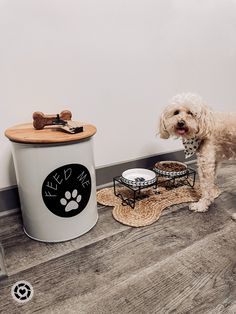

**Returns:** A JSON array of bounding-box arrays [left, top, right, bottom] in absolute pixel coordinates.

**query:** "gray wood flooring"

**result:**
[[0, 162, 235, 314]]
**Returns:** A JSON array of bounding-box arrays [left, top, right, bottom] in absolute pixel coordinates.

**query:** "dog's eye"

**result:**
[[173, 110, 179, 115], [187, 111, 193, 116]]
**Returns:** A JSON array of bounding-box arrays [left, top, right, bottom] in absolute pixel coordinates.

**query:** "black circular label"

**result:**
[[42, 164, 91, 218]]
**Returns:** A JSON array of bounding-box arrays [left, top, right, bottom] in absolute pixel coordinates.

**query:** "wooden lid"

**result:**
[[5, 123, 97, 144]]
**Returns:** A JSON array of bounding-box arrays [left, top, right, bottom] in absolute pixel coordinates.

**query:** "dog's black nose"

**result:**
[[177, 120, 185, 128]]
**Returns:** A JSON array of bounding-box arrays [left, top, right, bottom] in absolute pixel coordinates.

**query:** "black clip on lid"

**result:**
[[52, 114, 67, 126]]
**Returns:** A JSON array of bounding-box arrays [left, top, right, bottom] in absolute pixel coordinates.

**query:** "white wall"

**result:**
[[1, 0, 236, 188]]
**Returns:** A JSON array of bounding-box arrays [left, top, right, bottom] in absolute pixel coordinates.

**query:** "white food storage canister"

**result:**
[[5, 122, 98, 242]]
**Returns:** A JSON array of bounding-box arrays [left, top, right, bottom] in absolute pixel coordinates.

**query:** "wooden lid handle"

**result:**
[[33, 110, 72, 130]]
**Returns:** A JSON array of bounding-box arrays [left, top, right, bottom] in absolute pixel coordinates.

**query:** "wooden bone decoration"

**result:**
[[32, 110, 83, 134]]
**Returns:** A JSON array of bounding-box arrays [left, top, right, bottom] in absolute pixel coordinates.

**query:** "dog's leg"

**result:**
[[213, 161, 221, 198], [189, 143, 218, 212]]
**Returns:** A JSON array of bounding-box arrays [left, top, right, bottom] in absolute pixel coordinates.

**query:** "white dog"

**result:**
[[159, 93, 236, 212]]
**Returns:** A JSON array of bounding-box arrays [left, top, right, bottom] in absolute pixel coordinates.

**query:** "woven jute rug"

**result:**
[[97, 183, 201, 227]]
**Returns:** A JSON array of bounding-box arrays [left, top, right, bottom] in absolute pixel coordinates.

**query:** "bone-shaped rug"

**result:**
[[97, 184, 201, 227]]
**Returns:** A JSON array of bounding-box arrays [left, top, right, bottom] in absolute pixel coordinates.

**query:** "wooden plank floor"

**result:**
[[0, 162, 235, 314]]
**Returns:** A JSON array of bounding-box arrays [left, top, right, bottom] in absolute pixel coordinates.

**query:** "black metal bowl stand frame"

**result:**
[[113, 167, 196, 209]]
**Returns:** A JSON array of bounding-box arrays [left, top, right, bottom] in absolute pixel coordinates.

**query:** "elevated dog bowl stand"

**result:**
[[154, 167, 196, 189], [113, 168, 196, 209], [5, 123, 98, 242], [113, 176, 158, 209]]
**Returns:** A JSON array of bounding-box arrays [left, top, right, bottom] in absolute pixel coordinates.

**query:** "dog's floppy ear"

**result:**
[[196, 104, 214, 139], [159, 112, 170, 139]]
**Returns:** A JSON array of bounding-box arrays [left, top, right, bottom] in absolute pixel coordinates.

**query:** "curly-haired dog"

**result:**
[[159, 93, 236, 212]]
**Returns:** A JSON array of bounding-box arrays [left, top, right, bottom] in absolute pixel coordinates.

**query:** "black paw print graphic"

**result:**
[[60, 189, 82, 212]]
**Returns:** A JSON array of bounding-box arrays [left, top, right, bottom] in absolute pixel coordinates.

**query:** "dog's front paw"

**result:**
[[189, 201, 209, 213], [213, 186, 221, 199]]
